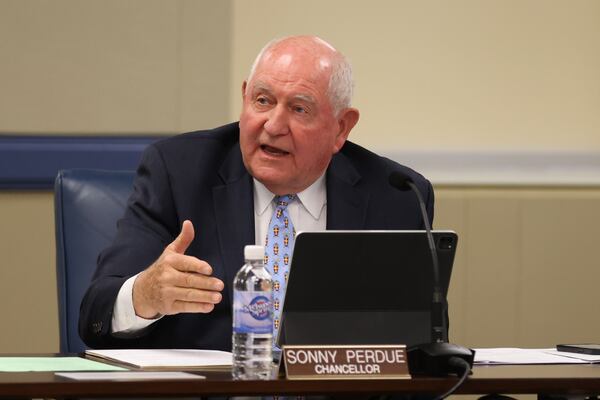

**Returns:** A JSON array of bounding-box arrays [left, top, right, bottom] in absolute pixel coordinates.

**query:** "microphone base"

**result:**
[[407, 342, 475, 376]]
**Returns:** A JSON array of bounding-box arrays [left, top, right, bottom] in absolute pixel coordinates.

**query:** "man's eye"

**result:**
[[293, 106, 307, 114], [256, 97, 269, 105]]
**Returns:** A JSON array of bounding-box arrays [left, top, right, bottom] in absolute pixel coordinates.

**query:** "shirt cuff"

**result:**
[[111, 274, 162, 334]]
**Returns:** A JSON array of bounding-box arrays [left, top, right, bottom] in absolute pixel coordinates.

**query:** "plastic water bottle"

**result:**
[[232, 245, 273, 380]]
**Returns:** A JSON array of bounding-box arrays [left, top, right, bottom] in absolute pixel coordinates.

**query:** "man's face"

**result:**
[[239, 47, 349, 195]]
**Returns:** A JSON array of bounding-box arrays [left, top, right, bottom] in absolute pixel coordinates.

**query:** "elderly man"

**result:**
[[79, 35, 433, 350]]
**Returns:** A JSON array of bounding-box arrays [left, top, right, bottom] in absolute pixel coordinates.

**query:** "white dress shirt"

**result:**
[[253, 174, 327, 247], [111, 174, 327, 334]]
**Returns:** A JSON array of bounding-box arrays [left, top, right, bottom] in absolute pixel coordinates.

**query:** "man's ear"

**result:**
[[333, 108, 360, 153], [241, 81, 248, 100]]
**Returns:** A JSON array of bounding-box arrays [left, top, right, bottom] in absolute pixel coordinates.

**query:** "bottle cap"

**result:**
[[244, 245, 265, 261]]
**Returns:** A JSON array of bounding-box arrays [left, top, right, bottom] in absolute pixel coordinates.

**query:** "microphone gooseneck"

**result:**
[[388, 171, 474, 391], [389, 171, 445, 342]]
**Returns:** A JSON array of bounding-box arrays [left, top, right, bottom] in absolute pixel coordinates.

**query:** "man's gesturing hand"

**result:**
[[132, 220, 224, 319]]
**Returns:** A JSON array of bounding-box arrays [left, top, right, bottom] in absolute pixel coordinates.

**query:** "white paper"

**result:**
[[85, 349, 233, 370], [56, 371, 205, 381], [474, 348, 598, 364]]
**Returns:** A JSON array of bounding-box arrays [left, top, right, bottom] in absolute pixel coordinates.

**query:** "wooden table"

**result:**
[[1, 363, 600, 398]]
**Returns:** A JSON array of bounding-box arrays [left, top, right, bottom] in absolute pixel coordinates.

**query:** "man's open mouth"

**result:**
[[261, 144, 289, 156]]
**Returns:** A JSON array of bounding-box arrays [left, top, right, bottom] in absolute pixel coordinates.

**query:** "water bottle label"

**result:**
[[233, 291, 273, 334]]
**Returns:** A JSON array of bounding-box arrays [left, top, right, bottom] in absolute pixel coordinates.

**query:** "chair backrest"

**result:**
[[54, 169, 135, 353]]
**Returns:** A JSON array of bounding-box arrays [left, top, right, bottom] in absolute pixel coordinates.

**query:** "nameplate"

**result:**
[[281, 344, 410, 380]]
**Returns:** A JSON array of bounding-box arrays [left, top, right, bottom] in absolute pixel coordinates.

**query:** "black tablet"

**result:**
[[556, 344, 600, 355], [278, 230, 458, 348]]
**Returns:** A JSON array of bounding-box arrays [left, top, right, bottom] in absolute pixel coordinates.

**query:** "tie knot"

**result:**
[[276, 194, 296, 208]]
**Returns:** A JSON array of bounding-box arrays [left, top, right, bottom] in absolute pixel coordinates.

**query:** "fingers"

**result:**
[[133, 268, 224, 317], [167, 220, 195, 254], [162, 253, 213, 275], [141, 278, 223, 316], [133, 220, 229, 318], [170, 301, 216, 314], [150, 258, 224, 297], [175, 271, 224, 293], [164, 286, 223, 305], [158, 266, 224, 292], [156, 286, 222, 315]]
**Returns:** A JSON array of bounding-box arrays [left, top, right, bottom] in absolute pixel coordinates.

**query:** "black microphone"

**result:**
[[389, 171, 474, 377], [389, 171, 445, 342]]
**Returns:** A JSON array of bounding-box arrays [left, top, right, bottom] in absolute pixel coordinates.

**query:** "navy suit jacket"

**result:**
[[79, 122, 434, 350]]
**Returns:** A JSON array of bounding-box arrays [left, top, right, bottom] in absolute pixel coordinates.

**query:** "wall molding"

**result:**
[[381, 150, 600, 187], [0, 135, 167, 190], [2, 136, 599, 189]]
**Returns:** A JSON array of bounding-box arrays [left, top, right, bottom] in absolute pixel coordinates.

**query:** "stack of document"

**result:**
[[86, 347, 600, 369], [474, 348, 600, 365], [56, 371, 206, 381], [85, 349, 233, 371]]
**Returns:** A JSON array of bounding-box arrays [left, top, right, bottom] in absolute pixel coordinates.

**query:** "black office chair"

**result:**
[[54, 169, 135, 354]]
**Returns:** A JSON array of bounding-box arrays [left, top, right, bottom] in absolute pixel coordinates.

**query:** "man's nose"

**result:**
[[263, 105, 290, 136]]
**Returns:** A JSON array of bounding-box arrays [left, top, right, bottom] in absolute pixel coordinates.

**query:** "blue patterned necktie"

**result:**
[[264, 194, 296, 345]]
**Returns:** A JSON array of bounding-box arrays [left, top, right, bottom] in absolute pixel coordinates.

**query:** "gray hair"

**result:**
[[246, 37, 354, 116]]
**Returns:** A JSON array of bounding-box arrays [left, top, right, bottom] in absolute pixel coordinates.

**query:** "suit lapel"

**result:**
[[212, 146, 254, 304], [326, 152, 370, 230], [212, 144, 370, 301]]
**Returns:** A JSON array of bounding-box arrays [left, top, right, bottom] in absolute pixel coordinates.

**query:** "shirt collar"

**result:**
[[254, 179, 276, 216], [253, 173, 327, 220]]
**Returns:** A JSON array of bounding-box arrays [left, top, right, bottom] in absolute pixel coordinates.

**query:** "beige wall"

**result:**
[[2, 187, 600, 353], [230, 0, 600, 153], [0, 0, 232, 133], [436, 186, 600, 347], [0, 0, 599, 353], [0, 192, 57, 353]]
